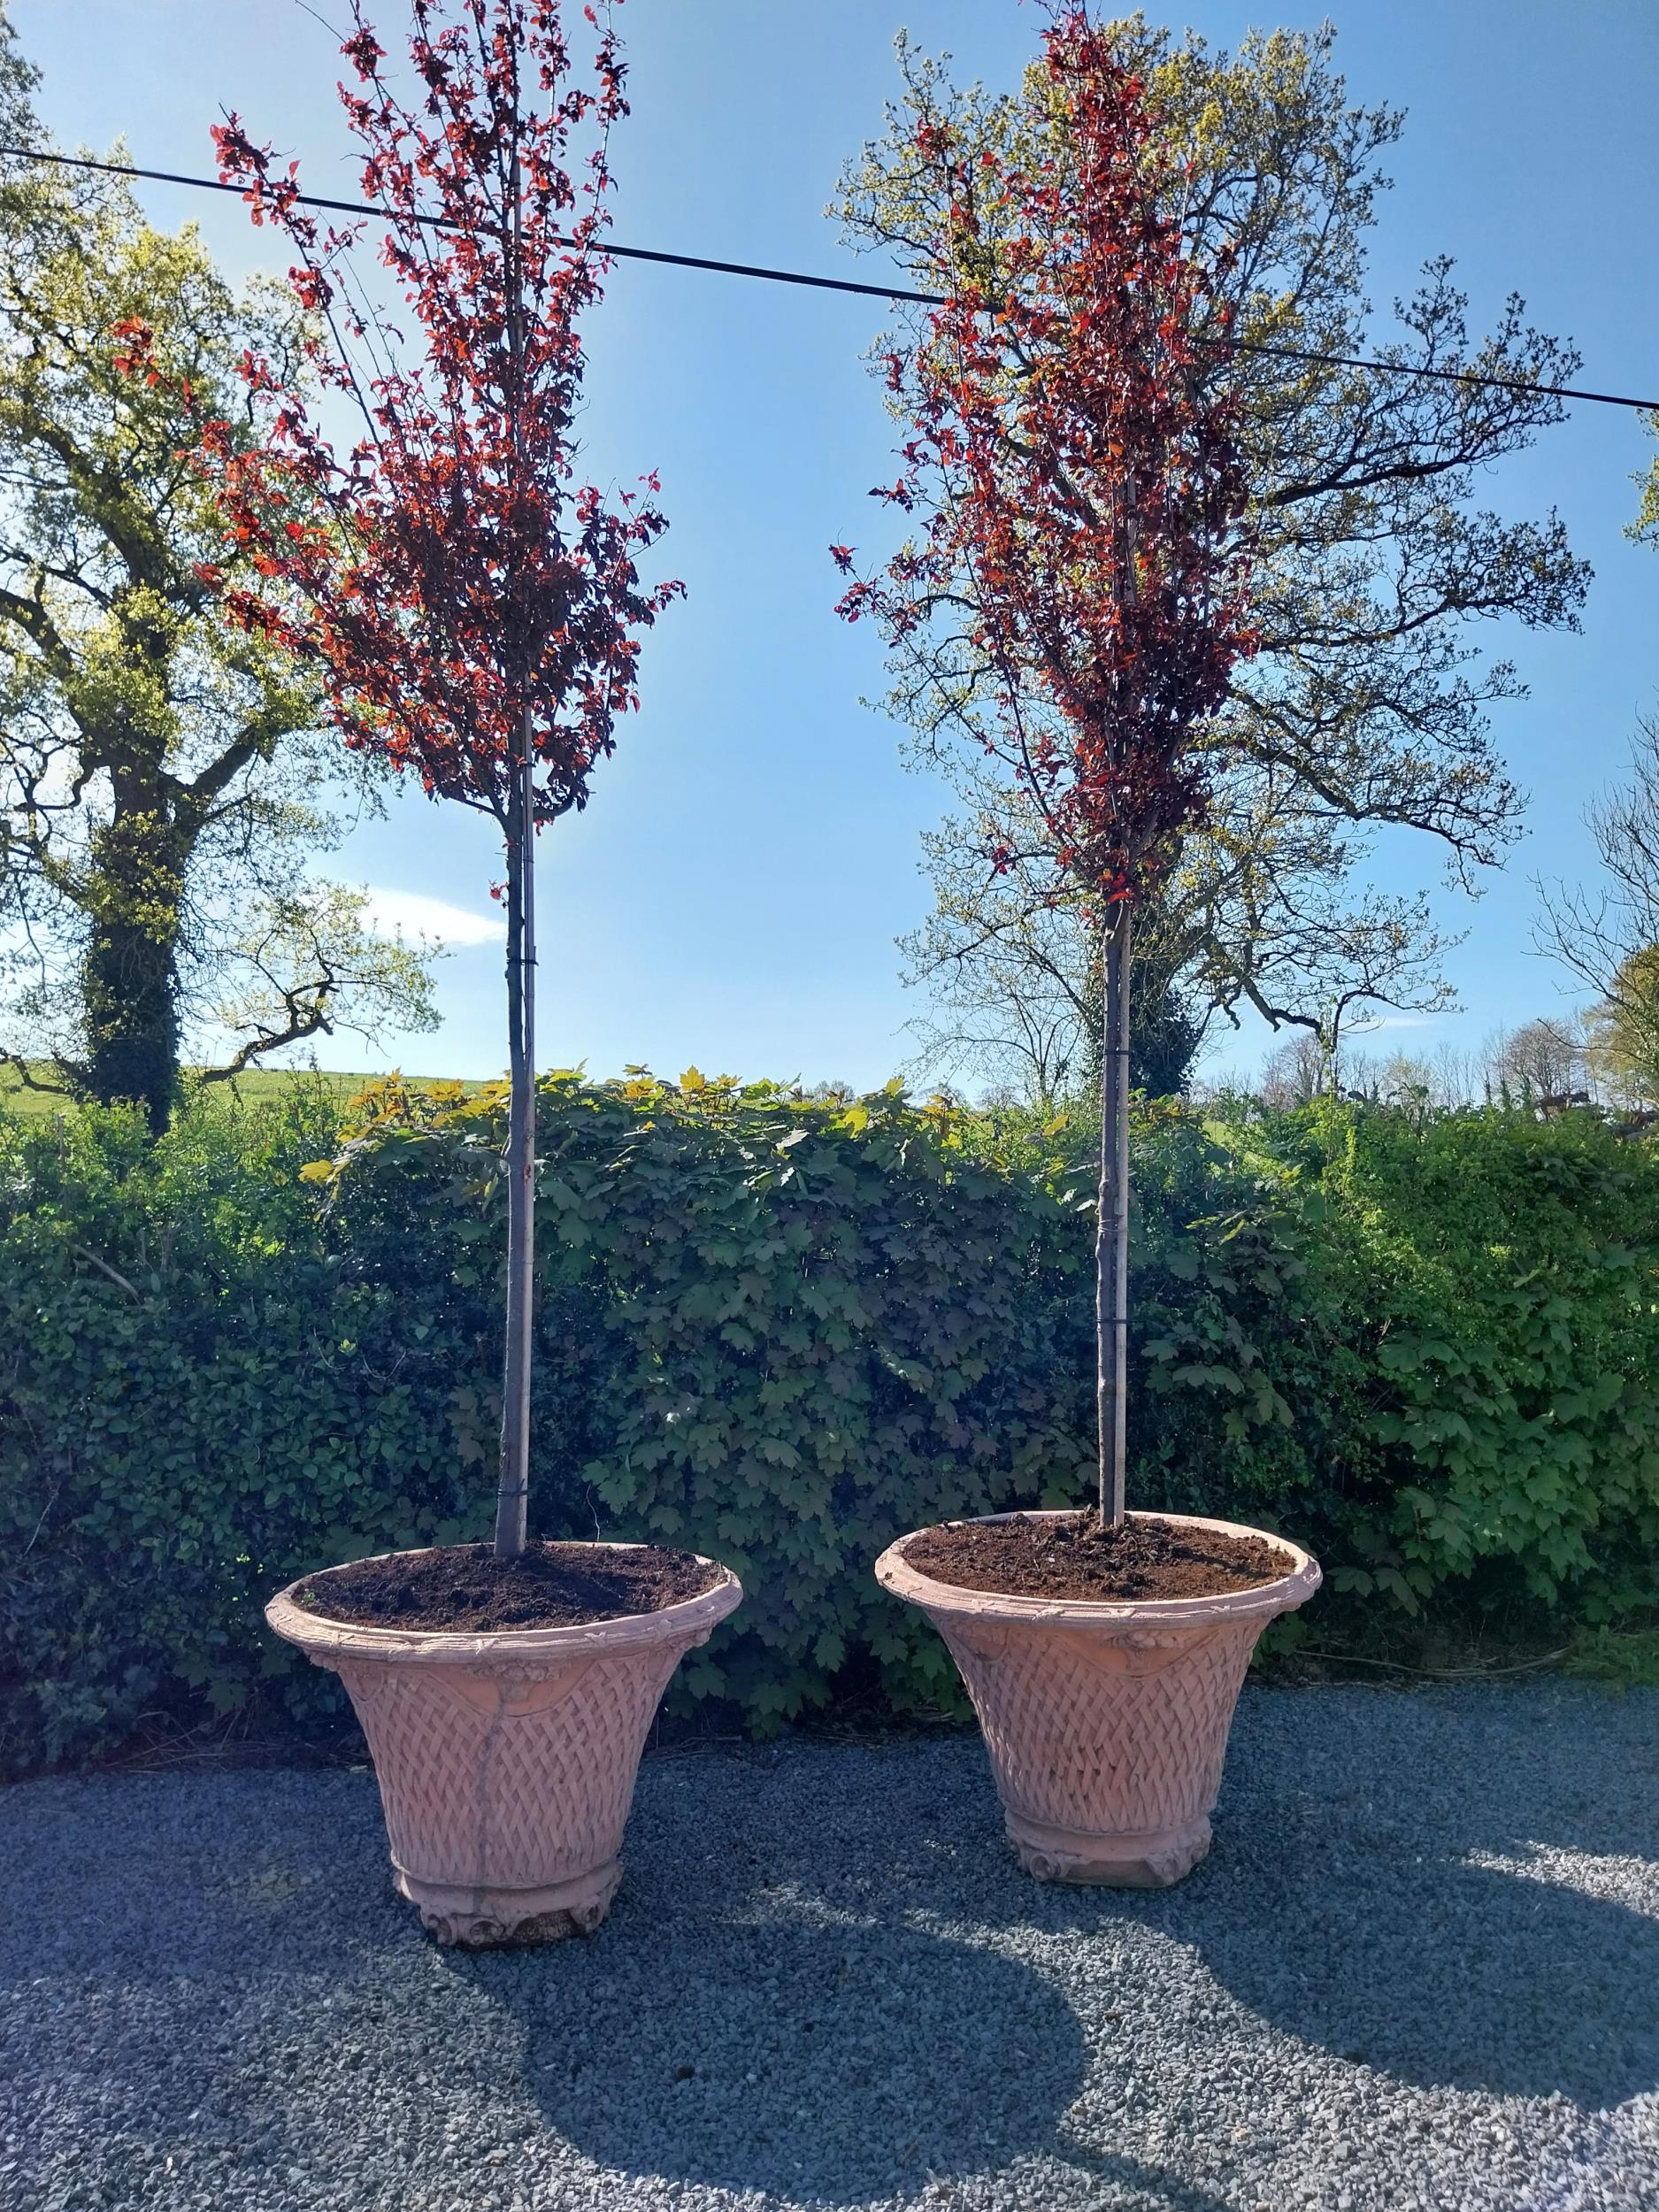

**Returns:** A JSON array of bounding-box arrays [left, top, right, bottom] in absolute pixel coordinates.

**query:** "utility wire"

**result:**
[[6, 142, 1658, 415], [8, 144, 946, 298]]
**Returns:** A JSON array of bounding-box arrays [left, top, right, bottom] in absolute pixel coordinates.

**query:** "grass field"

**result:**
[[0, 1063, 483, 1120]]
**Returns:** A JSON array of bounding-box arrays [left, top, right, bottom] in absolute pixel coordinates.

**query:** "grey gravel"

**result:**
[[2, 1684, 1655, 2212]]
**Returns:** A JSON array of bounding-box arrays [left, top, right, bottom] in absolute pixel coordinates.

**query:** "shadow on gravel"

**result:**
[[933, 1690, 1659, 2108], [1179, 1690, 1659, 2105], [6, 1690, 1654, 2208], [447, 1746, 1250, 2208], [1121, 1845, 1659, 2106], [457, 1924, 1248, 2212], [1183, 1847, 1659, 2105], [459, 1913, 1097, 2204]]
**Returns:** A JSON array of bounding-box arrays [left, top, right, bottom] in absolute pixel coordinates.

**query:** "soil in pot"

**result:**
[[905, 1513, 1294, 1603], [296, 1541, 721, 1632]]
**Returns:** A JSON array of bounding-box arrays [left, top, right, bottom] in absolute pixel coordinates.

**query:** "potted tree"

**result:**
[[188, 0, 741, 1943], [839, 10, 1318, 1886]]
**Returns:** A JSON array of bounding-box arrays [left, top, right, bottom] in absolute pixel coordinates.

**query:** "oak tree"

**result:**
[[0, 11, 434, 1130]]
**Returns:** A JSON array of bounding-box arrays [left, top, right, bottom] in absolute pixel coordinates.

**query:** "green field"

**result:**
[[0, 1063, 484, 1120]]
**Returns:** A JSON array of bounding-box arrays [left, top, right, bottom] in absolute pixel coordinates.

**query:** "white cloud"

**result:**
[[1351, 1013, 1443, 1033], [361, 887, 505, 948]]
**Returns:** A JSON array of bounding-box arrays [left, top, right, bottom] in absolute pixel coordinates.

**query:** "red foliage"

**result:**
[[180, 0, 678, 827], [834, 8, 1252, 909]]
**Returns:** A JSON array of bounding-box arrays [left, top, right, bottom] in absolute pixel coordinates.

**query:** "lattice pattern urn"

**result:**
[[875, 1510, 1318, 1887], [267, 1547, 742, 1944]]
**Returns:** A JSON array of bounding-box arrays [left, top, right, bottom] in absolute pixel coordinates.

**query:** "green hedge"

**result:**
[[2, 1074, 1655, 1770]]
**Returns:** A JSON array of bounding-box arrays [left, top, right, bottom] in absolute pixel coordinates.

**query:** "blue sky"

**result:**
[[14, 0, 1659, 1088]]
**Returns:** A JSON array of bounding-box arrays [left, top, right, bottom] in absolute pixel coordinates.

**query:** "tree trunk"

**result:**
[[79, 806, 186, 1137], [1095, 907, 1133, 1529], [494, 704, 537, 1563], [494, 145, 536, 1565]]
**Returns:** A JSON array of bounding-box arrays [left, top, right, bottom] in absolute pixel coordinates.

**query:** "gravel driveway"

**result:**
[[3, 1684, 1655, 2212]]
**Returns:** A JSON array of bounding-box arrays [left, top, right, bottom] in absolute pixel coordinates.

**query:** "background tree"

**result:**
[[908, 773, 1454, 1101], [0, 9, 434, 1131], [839, 17, 1586, 1094], [1365, 1040, 1483, 1111], [1540, 717, 1659, 1108], [197, 0, 677, 1561], [1632, 413, 1659, 549], [1252, 1028, 1490, 1112], [1581, 953, 1659, 1110], [1257, 1025, 1331, 1109], [1487, 1014, 1586, 1108], [836, 11, 1250, 1527], [902, 833, 1204, 1100]]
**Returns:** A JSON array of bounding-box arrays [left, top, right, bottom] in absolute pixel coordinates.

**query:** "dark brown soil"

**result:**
[[904, 1513, 1294, 1602], [296, 1541, 721, 1632]]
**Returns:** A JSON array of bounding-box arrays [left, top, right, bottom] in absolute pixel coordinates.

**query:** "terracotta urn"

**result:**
[[874, 1508, 1318, 1887], [266, 1543, 741, 1945]]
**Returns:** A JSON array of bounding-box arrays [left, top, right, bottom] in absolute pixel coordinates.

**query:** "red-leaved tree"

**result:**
[[834, 7, 1252, 1526], [191, 0, 679, 1558]]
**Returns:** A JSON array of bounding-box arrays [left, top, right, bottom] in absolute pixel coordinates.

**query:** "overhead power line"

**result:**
[[5, 142, 1658, 415]]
